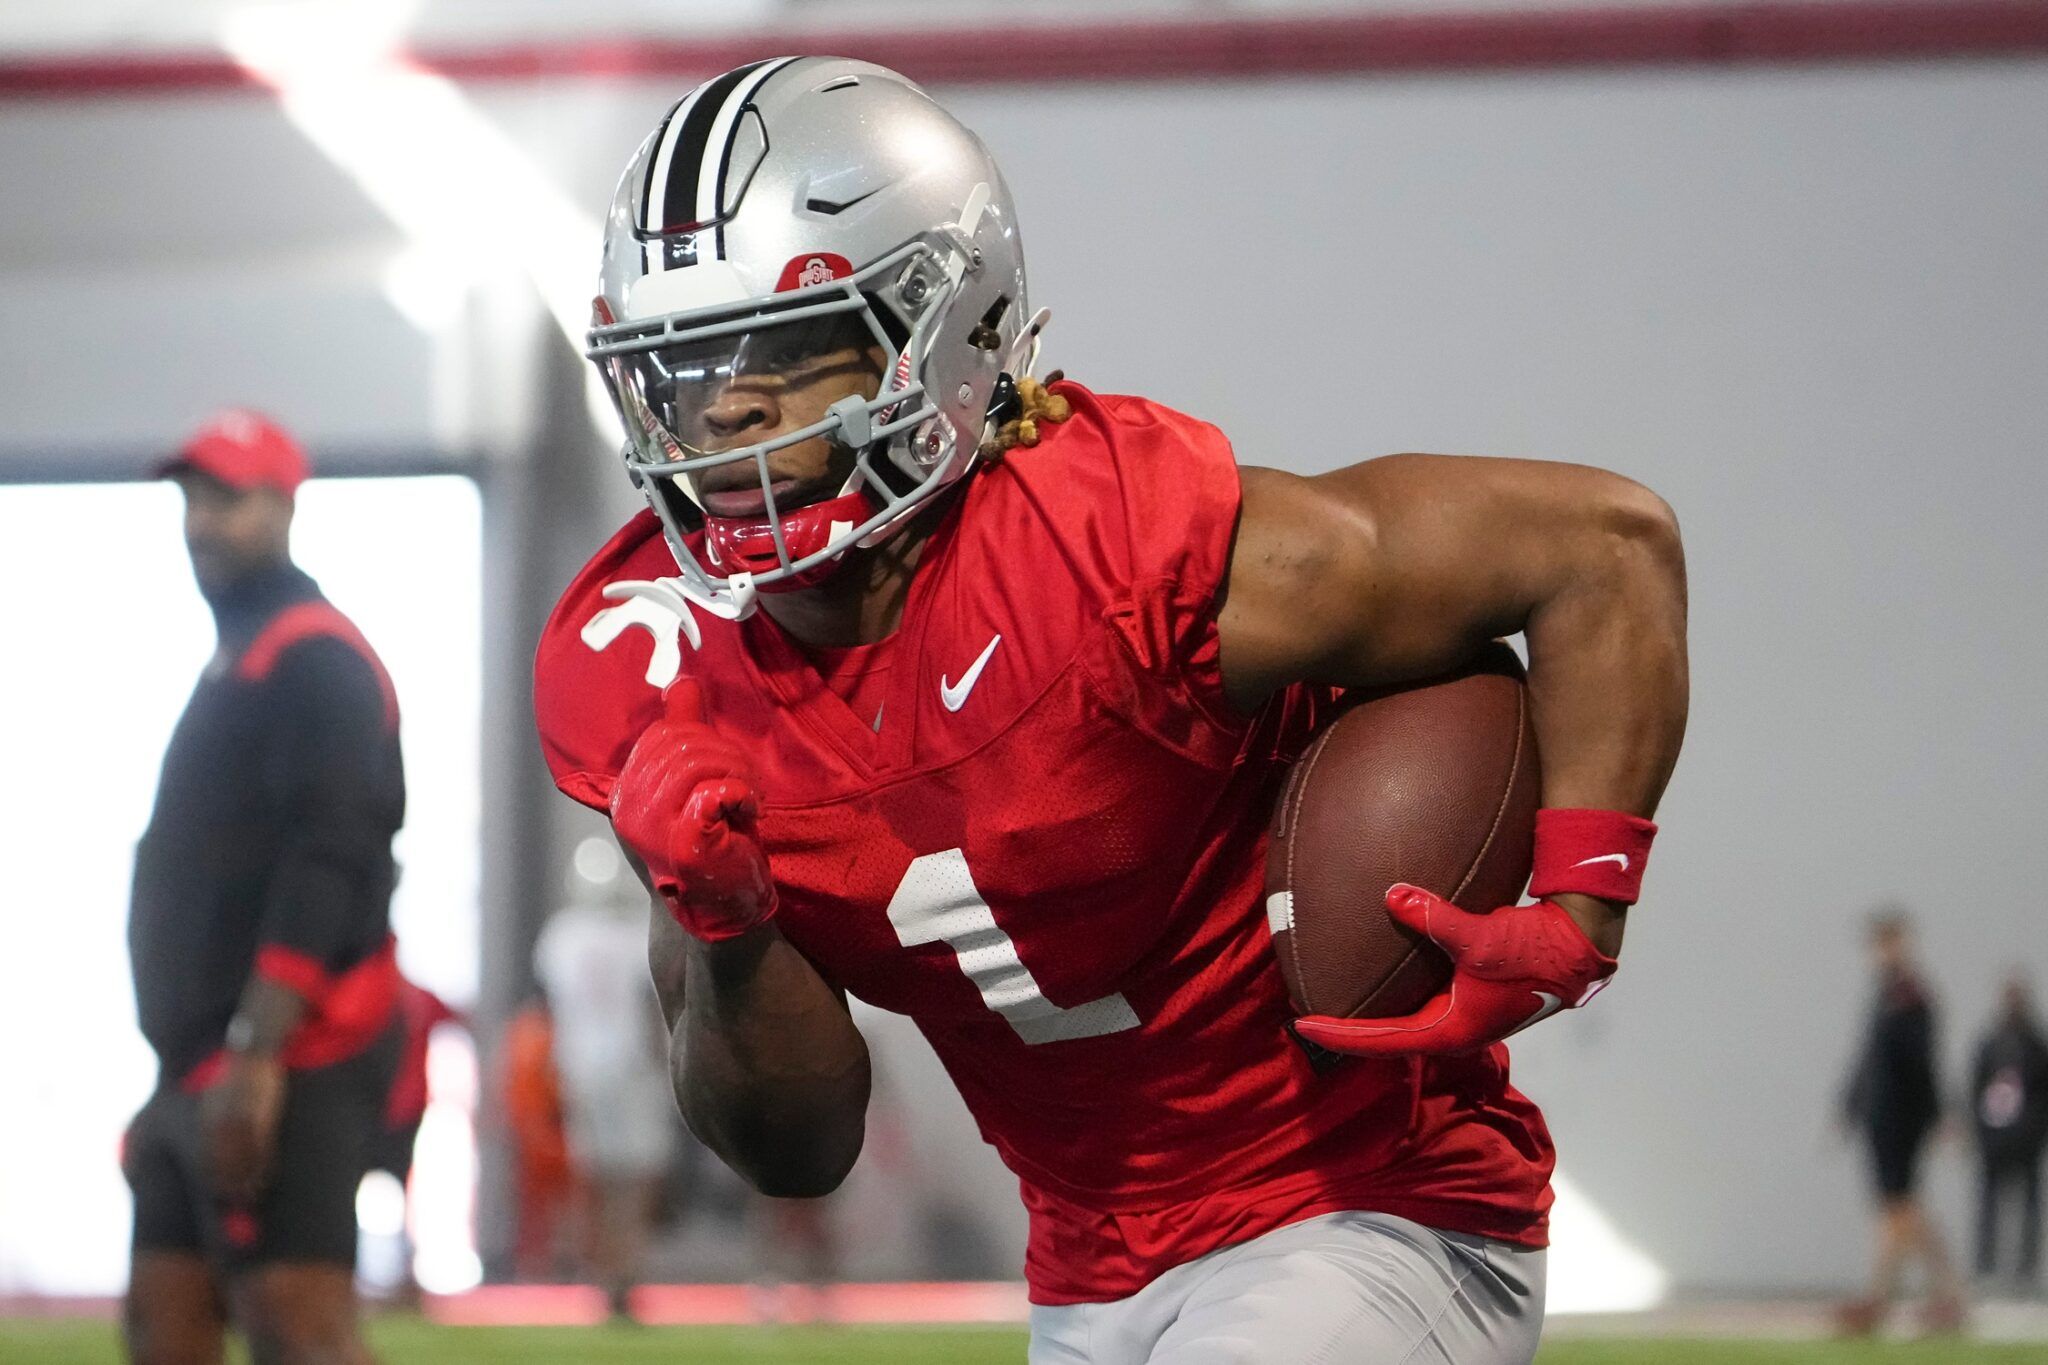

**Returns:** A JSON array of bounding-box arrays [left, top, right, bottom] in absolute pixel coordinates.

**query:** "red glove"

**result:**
[[609, 679, 776, 942], [1293, 884, 1617, 1057]]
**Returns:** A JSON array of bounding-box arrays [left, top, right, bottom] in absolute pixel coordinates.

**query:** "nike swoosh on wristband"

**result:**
[[1515, 979, 1613, 1037], [939, 634, 1002, 712], [1515, 991, 1567, 1033], [1569, 852, 1630, 872]]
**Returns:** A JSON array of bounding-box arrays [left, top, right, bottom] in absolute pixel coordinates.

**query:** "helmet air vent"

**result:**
[[721, 109, 770, 217]]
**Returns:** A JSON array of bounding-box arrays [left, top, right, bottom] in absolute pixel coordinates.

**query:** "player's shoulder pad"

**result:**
[[987, 381, 1243, 605], [533, 509, 683, 813]]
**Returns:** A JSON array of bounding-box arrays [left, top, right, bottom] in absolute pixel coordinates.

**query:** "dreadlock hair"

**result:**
[[981, 372, 1072, 459]]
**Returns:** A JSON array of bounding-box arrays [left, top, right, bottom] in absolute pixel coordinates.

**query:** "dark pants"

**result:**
[[128, 1026, 401, 1272], [1977, 1151, 2044, 1281], [1865, 1118, 1932, 1200]]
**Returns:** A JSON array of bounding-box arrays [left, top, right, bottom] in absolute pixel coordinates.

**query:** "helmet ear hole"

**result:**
[[968, 295, 1011, 352]]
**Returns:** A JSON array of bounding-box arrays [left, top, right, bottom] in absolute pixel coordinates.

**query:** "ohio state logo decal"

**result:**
[[776, 253, 853, 292]]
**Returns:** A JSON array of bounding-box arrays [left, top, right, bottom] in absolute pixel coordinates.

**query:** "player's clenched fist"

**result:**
[[1294, 884, 1617, 1057], [610, 679, 777, 941]]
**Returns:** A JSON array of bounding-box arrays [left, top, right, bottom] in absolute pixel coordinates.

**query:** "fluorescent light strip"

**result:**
[[221, 2, 615, 436]]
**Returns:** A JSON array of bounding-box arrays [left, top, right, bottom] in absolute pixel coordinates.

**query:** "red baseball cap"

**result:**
[[157, 409, 310, 495]]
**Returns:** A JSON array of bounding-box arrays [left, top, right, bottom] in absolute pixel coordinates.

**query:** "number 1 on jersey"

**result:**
[[886, 849, 1140, 1045]]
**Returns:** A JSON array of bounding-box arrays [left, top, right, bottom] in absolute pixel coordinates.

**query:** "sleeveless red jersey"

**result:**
[[533, 383, 1555, 1304]]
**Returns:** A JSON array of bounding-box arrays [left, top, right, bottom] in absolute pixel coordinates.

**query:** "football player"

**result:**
[[535, 58, 1687, 1365]]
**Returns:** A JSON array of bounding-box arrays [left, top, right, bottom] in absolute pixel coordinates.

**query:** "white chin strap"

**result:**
[[1007, 308, 1052, 377]]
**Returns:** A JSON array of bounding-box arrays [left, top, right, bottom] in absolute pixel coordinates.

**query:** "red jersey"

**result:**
[[533, 383, 1554, 1304]]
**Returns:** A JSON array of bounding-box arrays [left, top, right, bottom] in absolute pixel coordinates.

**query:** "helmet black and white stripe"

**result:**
[[638, 56, 799, 272]]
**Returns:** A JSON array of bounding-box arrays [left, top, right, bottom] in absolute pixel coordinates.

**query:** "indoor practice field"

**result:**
[[6, 1, 2048, 1362], [6, 1321, 2048, 1365]]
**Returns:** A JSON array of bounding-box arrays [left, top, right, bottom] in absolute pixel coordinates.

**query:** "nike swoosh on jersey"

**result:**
[[940, 634, 1002, 712], [1569, 852, 1630, 871]]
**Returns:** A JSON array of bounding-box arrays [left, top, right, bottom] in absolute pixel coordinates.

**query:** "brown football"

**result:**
[[1266, 642, 1541, 1020]]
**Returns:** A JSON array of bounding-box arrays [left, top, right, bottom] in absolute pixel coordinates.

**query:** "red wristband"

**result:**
[[1527, 808, 1658, 905]]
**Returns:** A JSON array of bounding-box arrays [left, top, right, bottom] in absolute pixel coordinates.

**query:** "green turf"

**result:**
[[0, 1320, 1031, 1364], [6, 1319, 2048, 1363]]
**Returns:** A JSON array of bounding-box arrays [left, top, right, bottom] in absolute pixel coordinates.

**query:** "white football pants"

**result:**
[[1027, 1211, 1545, 1365]]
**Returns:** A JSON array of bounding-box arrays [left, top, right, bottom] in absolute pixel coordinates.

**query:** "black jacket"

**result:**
[[1842, 971, 1942, 1136], [128, 564, 405, 1083], [1973, 1014, 2048, 1162]]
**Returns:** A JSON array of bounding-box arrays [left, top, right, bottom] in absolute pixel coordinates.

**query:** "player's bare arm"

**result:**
[[1218, 455, 1689, 958], [630, 799, 871, 1198]]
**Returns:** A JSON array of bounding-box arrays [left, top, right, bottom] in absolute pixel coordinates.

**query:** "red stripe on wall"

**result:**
[[1, 2, 2043, 98]]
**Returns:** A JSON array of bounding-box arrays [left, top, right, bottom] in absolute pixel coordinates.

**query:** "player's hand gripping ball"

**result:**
[[1293, 887, 1616, 1056], [610, 679, 777, 941]]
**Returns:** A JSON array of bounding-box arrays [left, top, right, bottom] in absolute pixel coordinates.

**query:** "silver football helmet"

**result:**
[[588, 56, 1045, 620]]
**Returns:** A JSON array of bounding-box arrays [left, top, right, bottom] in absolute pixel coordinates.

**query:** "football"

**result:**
[[1266, 642, 1541, 1021]]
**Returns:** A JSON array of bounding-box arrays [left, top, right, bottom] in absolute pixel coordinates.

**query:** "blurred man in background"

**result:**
[[750, 1197, 839, 1324], [123, 410, 406, 1365], [497, 998, 575, 1283], [1971, 975, 2048, 1294], [534, 893, 677, 1319], [1837, 908, 1964, 1335]]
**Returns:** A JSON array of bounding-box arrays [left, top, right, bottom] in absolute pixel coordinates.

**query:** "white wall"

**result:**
[[942, 62, 2048, 1292], [944, 63, 2048, 1292], [3, 54, 2043, 1292]]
